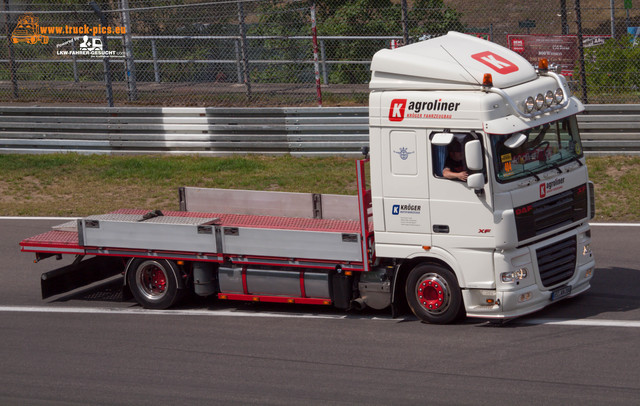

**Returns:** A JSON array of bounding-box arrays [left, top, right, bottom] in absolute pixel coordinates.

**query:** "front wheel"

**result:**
[[405, 264, 464, 324], [127, 259, 184, 309]]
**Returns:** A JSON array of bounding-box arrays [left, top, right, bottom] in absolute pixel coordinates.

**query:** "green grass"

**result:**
[[0, 154, 637, 222], [0, 154, 357, 217], [587, 156, 640, 222]]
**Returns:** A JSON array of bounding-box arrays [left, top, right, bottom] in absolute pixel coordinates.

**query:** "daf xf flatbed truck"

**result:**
[[20, 32, 595, 324]]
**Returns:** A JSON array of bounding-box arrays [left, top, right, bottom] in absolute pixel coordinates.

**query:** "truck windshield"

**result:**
[[490, 116, 583, 183]]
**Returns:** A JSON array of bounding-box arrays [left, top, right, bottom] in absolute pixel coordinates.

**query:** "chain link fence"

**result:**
[[2, 0, 640, 107]]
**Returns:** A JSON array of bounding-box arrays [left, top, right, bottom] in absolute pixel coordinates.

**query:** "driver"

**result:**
[[442, 140, 468, 181]]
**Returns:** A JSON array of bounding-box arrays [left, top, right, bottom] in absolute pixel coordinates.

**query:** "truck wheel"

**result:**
[[128, 259, 184, 309], [405, 264, 463, 324]]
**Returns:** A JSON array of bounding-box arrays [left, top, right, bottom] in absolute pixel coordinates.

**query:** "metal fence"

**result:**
[[2, 0, 640, 107]]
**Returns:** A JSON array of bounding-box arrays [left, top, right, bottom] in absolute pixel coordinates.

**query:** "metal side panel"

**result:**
[[304, 272, 331, 299], [182, 187, 360, 221], [81, 216, 218, 253], [218, 267, 244, 294], [183, 187, 314, 218], [222, 227, 362, 262], [246, 268, 300, 296], [320, 194, 359, 220]]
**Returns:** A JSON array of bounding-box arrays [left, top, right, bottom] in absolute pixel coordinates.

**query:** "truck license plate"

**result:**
[[551, 285, 572, 301]]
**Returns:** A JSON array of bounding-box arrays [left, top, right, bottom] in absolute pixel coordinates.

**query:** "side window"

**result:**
[[431, 132, 474, 181]]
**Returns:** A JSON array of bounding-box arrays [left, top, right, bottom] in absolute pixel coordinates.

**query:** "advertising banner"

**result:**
[[508, 34, 609, 76]]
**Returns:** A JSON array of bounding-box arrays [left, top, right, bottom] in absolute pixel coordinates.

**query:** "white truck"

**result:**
[[21, 32, 595, 324]]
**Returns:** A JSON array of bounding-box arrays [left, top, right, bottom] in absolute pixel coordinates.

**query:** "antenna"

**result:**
[[440, 45, 482, 86]]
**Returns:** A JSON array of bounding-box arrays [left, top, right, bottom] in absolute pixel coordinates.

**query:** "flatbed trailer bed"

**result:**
[[21, 208, 367, 270], [20, 160, 374, 307]]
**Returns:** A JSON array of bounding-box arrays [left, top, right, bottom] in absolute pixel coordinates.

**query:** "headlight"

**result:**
[[535, 93, 545, 110], [554, 88, 564, 103], [501, 268, 529, 283], [544, 90, 554, 107], [524, 96, 535, 113]]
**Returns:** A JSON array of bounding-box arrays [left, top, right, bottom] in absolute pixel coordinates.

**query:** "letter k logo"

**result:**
[[389, 99, 407, 122], [471, 51, 519, 74]]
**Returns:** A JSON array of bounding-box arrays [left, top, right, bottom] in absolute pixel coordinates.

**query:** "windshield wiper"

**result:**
[[571, 156, 584, 166], [523, 169, 540, 181], [550, 162, 563, 174]]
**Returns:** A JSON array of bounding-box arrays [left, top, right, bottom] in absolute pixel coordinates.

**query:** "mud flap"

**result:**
[[331, 272, 352, 310], [41, 256, 125, 299]]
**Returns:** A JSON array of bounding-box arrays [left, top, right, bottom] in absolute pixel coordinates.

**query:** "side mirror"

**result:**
[[467, 173, 484, 190], [465, 140, 483, 171], [504, 132, 527, 149], [431, 132, 455, 146]]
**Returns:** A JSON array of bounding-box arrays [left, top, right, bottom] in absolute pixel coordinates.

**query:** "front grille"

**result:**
[[536, 236, 577, 287], [515, 184, 588, 241]]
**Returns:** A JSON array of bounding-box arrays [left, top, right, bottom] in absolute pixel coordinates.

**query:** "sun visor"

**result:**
[[370, 31, 538, 91]]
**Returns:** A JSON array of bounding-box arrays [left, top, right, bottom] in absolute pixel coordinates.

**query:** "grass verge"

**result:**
[[0, 154, 637, 222]]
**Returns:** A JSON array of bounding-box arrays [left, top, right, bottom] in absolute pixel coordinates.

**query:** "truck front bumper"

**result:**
[[463, 236, 595, 320]]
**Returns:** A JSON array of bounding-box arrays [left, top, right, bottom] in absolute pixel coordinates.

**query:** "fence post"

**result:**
[[72, 38, 79, 82], [320, 39, 328, 85], [151, 39, 160, 83], [3, 0, 19, 98], [234, 39, 243, 84], [575, 0, 588, 104], [237, 0, 251, 100], [310, 1, 322, 107], [121, 0, 138, 101], [401, 0, 409, 45], [560, 0, 569, 35], [610, 0, 616, 39], [89, 1, 114, 107]]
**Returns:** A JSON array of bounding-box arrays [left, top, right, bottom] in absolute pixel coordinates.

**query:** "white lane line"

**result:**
[[519, 318, 640, 328], [590, 223, 640, 227], [0, 305, 393, 321], [1, 306, 639, 327], [0, 217, 79, 221]]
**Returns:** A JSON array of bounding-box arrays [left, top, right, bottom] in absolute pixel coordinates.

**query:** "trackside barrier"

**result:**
[[0, 105, 638, 156]]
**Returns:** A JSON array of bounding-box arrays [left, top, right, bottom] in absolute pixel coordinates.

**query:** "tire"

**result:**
[[405, 263, 464, 324], [127, 259, 184, 309]]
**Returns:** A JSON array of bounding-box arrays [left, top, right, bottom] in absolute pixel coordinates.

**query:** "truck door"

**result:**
[[428, 131, 493, 244], [379, 127, 432, 243]]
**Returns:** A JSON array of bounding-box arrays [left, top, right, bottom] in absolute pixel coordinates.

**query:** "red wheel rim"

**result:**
[[145, 267, 167, 294], [419, 279, 444, 310], [136, 261, 170, 301], [415, 273, 451, 315]]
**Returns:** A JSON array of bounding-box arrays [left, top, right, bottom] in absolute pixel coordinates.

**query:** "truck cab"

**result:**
[[368, 32, 595, 323]]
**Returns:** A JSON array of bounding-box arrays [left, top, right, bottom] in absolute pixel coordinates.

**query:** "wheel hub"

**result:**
[[416, 274, 450, 314], [146, 268, 167, 294], [138, 262, 168, 300]]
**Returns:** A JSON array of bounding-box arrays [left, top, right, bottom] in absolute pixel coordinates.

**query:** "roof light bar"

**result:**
[[521, 87, 566, 114]]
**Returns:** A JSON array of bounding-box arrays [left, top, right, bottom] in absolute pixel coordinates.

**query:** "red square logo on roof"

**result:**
[[471, 51, 519, 74]]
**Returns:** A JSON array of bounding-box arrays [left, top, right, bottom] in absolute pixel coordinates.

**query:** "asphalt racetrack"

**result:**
[[1, 219, 639, 405]]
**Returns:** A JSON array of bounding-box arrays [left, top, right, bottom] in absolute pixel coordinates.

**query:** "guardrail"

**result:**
[[576, 104, 640, 155], [0, 105, 638, 156]]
